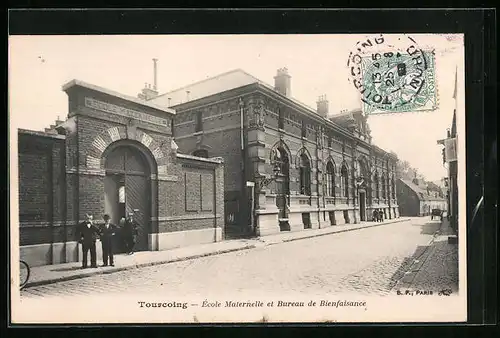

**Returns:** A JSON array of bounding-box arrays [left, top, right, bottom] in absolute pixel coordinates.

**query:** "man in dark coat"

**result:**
[[100, 214, 117, 267], [123, 212, 139, 255], [378, 210, 384, 222], [78, 214, 100, 268], [372, 209, 378, 222]]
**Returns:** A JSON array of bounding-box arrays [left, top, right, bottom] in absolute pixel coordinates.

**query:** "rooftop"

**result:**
[[399, 178, 445, 201], [151, 68, 319, 114]]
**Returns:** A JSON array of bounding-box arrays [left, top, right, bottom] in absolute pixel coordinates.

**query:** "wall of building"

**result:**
[[396, 180, 420, 216], [173, 94, 250, 238], [18, 131, 68, 266], [245, 90, 399, 235]]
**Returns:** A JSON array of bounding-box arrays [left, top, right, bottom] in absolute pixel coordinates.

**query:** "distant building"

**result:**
[[396, 178, 447, 217], [438, 110, 458, 231], [437, 68, 459, 232]]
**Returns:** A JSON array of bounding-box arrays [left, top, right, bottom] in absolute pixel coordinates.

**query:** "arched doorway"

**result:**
[[356, 159, 368, 221], [103, 144, 152, 253]]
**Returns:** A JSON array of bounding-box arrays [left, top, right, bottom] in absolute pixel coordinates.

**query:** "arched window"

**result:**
[[278, 107, 284, 130], [374, 172, 380, 199], [195, 111, 203, 132], [381, 174, 387, 199], [299, 153, 311, 195], [341, 164, 349, 197], [192, 149, 208, 158], [326, 161, 335, 197]]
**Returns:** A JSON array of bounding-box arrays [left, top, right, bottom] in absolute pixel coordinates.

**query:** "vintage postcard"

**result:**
[[9, 33, 466, 323]]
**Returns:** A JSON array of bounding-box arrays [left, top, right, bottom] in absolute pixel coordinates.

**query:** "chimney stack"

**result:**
[[137, 59, 159, 101], [153, 58, 158, 91], [316, 95, 329, 117], [274, 67, 291, 97]]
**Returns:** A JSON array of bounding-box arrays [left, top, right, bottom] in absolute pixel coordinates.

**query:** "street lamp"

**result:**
[[255, 160, 283, 190]]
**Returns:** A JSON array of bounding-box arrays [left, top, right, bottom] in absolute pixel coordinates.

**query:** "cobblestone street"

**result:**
[[20, 218, 454, 300]]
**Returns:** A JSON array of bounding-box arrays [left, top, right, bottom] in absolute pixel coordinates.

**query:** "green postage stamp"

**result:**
[[361, 50, 437, 114], [348, 35, 438, 115]]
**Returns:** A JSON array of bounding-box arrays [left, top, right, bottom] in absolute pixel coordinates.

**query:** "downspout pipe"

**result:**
[[239, 98, 246, 233]]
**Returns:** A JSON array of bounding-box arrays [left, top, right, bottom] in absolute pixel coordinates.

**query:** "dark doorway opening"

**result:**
[[104, 145, 151, 253], [359, 191, 366, 221]]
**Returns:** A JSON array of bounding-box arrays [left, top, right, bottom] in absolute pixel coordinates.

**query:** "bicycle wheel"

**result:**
[[20, 260, 30, 289]]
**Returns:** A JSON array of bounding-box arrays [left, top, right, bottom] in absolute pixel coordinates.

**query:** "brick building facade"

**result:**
[[149, 68, 400, 238], [18, 80, 225, 267]]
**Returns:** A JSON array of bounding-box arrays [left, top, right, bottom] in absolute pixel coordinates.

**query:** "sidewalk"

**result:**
[[395, 218, 459, 293], [23, 217, 409, 288]]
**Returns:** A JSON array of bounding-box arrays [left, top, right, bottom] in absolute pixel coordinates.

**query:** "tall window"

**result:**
[[326, 161, 335, 197], [341, 164, 349, 197], [301, 120, 307, 138], [299, 153, 311, 195], [272, 146, 290, 196], [391, 177, 396, 199], [381, 174, 387, 199], [374, 172, 380, 199], [327, 137, 332, 148], [192, 149, 208, 158], [195, 111, 203, 132], [118, 185, 126, 203], [278, 108, 284, 129]]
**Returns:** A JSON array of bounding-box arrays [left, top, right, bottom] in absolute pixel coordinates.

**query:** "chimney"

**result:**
[[316, 95, 329, 117], [137, 59, 159, 100], [153, 58, 158, 91], [412, 172, 419, 186], [274, 67, 291, 97]]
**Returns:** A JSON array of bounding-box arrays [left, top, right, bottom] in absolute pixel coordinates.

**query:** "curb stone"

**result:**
[[24, 245, 257, 288], [282, 218, 409, 243], [392, 221, 447, 291]]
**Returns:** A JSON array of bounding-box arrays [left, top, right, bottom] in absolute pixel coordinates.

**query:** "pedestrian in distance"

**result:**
[[123, 212, 139, 255], [78, 213, 100, 269], [372, 209, 378, 222], [100, 214, 117, 267], [378, 209, 384, 222]]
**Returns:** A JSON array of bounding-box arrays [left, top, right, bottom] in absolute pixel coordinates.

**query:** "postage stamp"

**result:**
[[347, 35, 438, 115]]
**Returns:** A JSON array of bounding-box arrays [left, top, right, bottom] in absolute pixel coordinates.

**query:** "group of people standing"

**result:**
[[372, 209, 385, 222], [78, 212, 139, 269]]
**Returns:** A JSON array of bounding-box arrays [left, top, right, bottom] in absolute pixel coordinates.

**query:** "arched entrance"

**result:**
[[103, 143, 152, 253], [356, 159, 368, 221]]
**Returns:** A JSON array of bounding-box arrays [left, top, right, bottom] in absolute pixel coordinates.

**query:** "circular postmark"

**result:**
[[347, 34, 437, 114]]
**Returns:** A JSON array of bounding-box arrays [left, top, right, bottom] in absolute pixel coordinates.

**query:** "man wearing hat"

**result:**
[[123, 211, 139, 255], [100, 214, 117, 266], [78, 213, 100, 268]]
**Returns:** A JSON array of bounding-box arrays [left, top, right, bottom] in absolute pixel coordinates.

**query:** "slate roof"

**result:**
[[151, 68, 317, 114], [151, 69, 263, 107], [399, 178, 445, 201]]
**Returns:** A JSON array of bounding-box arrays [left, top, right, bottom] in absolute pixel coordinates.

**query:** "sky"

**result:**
[[8, 34, 464, 182]]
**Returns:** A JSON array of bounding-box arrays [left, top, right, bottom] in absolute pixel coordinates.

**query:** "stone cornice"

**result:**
[[63, 79, 175, 115]]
